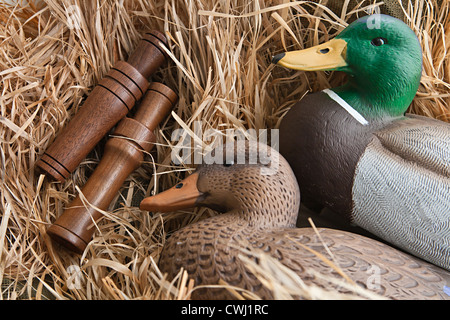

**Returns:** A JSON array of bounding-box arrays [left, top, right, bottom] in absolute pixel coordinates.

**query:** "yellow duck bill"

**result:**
[[140, 172, 202, 212], [272, 38, 348, 71]]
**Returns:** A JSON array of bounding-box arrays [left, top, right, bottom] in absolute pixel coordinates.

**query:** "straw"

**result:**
[[0, 0, 448, 300]]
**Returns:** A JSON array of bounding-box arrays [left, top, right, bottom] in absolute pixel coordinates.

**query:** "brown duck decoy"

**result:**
[[140, 142, 450, 300]]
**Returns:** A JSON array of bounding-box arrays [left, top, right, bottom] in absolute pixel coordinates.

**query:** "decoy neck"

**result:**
[[273, 14, 423, 120], [140, 142, 300, 229]]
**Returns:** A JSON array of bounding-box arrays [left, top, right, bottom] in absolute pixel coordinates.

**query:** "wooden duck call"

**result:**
[[36, 31, 169, 182], [46, 83, 178, 253]]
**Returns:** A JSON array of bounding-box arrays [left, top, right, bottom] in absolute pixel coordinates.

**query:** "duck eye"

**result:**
[[223, 161, 234, 167], [175, 183, 183, 189], [371, 37, 387, 46]]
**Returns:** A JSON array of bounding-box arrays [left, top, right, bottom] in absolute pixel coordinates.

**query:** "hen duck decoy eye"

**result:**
[[223, 161, 233, 167]]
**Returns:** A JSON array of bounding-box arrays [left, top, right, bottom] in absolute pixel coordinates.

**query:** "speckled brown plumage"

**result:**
[[151, 143, 450, 300]]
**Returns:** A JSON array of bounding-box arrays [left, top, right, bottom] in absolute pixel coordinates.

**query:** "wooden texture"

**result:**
[[36, 31, 168, 182], [46, 83, 177, 253], [127, 31, 169, 79]]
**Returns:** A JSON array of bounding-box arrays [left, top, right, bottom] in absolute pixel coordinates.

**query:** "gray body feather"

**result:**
[[352, 116, 450, 271]]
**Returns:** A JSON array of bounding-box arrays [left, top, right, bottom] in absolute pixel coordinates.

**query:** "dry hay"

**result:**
[[0, 0, 449, 300]]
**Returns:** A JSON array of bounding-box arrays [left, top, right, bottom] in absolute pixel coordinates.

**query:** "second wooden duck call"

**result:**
[[46, 83, 177, 253]]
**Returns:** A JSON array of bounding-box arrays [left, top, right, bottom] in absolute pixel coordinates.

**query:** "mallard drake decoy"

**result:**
[[272, 14, 450, 271], [140, 142, 449, 300]]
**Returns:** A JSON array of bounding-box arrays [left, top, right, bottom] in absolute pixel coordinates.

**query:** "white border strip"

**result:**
[[323, 89, 369, 125]]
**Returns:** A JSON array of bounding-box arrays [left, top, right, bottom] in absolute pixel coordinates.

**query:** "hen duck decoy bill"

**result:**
[[272, 14, 450, 271], [140, 142, 449, 300]]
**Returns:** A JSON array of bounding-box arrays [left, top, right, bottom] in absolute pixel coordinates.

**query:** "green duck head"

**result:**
[[272, 14, 422, 119]]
